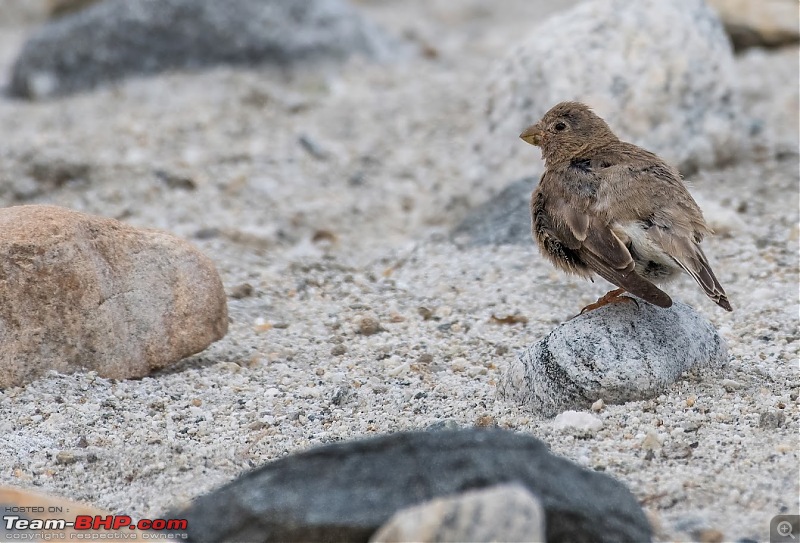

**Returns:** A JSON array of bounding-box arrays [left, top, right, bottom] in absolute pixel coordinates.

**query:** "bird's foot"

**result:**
[[576, 288, 639, 316]]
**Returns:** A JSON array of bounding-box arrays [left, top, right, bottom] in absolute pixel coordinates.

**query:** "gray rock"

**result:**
[[170, 429, 651, 543], [370, 483, 546, 543], [10, 0, 397, 98], [758, 410, 786, 430], [477, 0, 744, 183], [451, 177, 533, 246], [0, 205, 228, 388], [498, 300, 728, 416]]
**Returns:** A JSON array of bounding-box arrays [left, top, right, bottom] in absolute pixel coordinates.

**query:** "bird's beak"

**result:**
[[519, 125, 543, 147]]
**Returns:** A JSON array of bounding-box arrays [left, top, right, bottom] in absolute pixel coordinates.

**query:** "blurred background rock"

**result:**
[[708, 0, 799, 51]]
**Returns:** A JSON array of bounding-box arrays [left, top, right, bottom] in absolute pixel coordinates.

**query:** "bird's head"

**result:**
[[520, 101, 617, 164]]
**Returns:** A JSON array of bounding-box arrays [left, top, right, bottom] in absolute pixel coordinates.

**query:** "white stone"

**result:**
[[553, 411, 604, 433], [370, 483, 546, 543]]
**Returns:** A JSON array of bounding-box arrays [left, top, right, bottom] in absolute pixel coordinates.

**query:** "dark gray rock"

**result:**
[[10, 0, 397, 98], [171, 429, 651, 543], [451, 177, 534, 246], [498, 300, 728, 416]]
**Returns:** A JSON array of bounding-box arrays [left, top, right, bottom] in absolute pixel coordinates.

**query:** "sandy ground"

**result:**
[[0, 1, 798, 541]]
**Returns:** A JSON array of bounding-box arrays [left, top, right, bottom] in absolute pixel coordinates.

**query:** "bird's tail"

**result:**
[[675, 246, 733, 311]]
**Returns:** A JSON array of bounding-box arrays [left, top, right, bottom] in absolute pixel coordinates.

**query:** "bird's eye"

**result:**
[[554, 122, 567, 131]]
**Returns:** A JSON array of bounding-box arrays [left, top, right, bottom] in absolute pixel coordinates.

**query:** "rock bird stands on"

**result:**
[[519, 101, 732, 313]]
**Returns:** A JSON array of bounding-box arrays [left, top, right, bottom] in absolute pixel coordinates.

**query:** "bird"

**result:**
[[519, 101, 732, 313]]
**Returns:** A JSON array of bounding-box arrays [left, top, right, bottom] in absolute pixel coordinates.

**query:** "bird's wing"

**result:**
[[548, 197, 673, 308], [590, 148, 711, 237], [586, 149, 730, 311]]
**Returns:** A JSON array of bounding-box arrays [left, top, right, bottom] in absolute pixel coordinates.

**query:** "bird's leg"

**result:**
[[578, 288, 638, 315]]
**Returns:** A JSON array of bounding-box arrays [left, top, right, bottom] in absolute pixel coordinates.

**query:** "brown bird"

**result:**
[[519, 101, 732, 312]]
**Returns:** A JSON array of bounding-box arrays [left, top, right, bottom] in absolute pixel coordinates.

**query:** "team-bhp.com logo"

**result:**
[[3, 513, 188, 539]]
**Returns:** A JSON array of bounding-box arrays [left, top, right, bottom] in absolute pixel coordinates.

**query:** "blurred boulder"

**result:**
[[451, 177, 533, 246], [0, 205, 228, 387], [708, 0, 799, 51], [172, 429, 651, 542], [477, 0, 745, 181], [10, 0, 398, 98]]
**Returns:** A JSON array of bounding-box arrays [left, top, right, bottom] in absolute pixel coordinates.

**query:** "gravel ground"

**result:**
[[0, 2, 797, 541]]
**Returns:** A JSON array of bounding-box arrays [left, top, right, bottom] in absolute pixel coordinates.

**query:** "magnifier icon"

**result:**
[[778, 521, 796, 539]]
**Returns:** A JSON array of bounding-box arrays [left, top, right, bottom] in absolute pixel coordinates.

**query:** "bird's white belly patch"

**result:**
[[615, 222, 673, 267]]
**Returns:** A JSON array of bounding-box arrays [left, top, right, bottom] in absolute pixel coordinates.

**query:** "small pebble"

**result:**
[[553, 411, 603, 433], [356, 315, 381, 335], [230, 283, 254, 299], [661, 443, 692, 460], [720, 379, 742, 392], [417, 353, 434, 364], [475, 415, 496, 428], [591, 399, 605, 412], [758, 411, 785, 429], [331, 344, 347, 356], [641, 431, 661, 451], [56, 451, 77, 465], [298, 134, 330, 160], [683, 422, 701, 433], [427, 419, 460, 431], [387, 362, 410, 377], [331, 386, 352, 406], [253, 318, 272, 332]]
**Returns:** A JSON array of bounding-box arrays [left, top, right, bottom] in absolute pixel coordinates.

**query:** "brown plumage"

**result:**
[[520, 101, 732, 312]]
